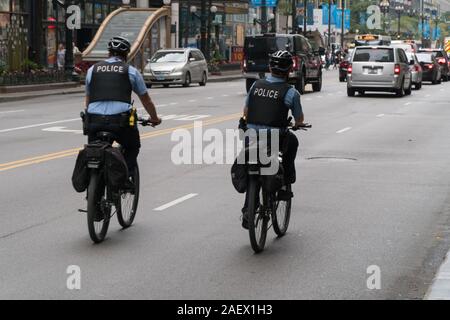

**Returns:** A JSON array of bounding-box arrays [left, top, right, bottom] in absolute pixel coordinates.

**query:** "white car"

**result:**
[[143, 48, 208, 88]]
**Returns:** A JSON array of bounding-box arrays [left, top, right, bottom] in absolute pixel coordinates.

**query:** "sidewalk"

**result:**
[[425, 250, 450, 300], [0, 70, 243, 104]]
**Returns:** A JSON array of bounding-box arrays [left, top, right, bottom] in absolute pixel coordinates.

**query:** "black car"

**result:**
[[242, 33, 325, 94], [418, 48, 449, 81], [416, 52, 442, 84]]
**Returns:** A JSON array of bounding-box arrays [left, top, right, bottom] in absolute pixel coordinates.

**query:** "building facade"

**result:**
[[0, 0, 138, 71]]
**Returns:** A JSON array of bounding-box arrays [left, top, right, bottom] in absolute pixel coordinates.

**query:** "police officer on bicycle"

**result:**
[[85, 36, 161, 188], [241, 50, 307, 229]]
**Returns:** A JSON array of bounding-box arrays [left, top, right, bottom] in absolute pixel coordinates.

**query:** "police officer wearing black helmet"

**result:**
[[85, 36, 162, 188], [241, 50, 307, 229]]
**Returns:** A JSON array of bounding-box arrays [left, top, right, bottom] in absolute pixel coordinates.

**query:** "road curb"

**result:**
[[425, 250, 450, 300], [208, 75, 243, 83], [0, 75, 243, 103]]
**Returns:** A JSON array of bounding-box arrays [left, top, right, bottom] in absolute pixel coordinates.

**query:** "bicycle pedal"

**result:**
[[78, 209, 88, 213]]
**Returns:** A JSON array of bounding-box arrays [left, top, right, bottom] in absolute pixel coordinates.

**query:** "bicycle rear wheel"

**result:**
[[272, 184, 292, 237], [87, 171, 110, 243], [247, 177, 268, 253], [117, 165, 140, 228]]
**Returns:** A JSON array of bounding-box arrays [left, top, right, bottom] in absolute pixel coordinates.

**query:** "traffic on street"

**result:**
[[1, 67, 450, 299]]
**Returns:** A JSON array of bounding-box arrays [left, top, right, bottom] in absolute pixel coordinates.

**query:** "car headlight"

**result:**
[[171, 69, 183, 76]]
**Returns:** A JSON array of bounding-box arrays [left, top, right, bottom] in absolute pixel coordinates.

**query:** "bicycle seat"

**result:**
[[96, 131, 117, 143]]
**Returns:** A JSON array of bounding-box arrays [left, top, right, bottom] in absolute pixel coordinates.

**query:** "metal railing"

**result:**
[[0, 70, 71, 86]]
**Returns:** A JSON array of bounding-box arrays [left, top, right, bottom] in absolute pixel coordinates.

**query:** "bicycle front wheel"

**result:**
[[247, 176, 268, 253], [87, 171, 110, 243], [117, 165, 140, 228], [272, 184, 292, 237]]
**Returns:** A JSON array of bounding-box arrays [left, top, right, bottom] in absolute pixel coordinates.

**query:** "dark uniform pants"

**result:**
[[88, 122, 141, 174]]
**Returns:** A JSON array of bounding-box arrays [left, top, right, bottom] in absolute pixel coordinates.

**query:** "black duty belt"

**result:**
[[88, 112, 129, 126]]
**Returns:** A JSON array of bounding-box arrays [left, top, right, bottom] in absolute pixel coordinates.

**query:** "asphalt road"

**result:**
[[1, 71, 450, 300]]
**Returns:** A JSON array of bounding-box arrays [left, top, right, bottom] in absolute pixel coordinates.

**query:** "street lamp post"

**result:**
[[303, 0, 307, 35], [292, 0, 297, 33], [53, 0, 75, 79], [395, 0, 404, 38], [190, 3, 217, 60], [340, 0, 345, 49], [253, 12, 275, 33], [380, 0, 390, 34], [261, 0, 268, 33], [328, 0, 332, 50]]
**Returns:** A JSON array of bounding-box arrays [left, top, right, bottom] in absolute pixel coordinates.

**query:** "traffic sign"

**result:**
[[251, 0, 278, 7]]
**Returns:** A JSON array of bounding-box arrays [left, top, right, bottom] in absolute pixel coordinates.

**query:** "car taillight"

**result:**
[[394, 64, 401, 75], [437, 57, 446, 64], [292, 56, 300, 71], [415, 65, 421, 72], [347, 64, 352, 74], [426, 64, 433, 69]]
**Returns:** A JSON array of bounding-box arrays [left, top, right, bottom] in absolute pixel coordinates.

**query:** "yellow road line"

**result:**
[[0, 112, 241, 173]]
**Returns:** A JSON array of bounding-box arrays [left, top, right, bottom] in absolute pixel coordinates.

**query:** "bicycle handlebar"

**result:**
[[138, 117, 159, 127], [286, 116, 312, 131]]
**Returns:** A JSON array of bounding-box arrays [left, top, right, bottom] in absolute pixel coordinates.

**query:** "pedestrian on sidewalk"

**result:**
[[57, 44, 66, 71]]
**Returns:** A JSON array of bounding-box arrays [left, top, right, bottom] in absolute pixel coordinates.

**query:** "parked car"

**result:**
[[347, 46, 412, 97], [406, 52, 423, 90], [143, 48, 208, 88], [416, 52, 442, 84], [242, 33, 325, 94], [418, 48, 449, 81]]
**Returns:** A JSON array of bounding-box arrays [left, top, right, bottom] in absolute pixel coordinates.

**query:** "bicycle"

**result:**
[[246, 122, 311, 253], [79, 115, 152, 243]]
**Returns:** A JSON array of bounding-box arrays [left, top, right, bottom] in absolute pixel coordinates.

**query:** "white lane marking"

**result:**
[[425, 94, 431, 97], [169, 102, 178, 105], [376, 114, 385, 118], [336, 127, 352, 134], [206, 97, 214, 100], [175, 115, 210, 121], [440, 89, 444, 92], [42, 126, 83, 134], [158, 104, 168, 107], [404, 102, 412, 106], [0, 109, 25, 115], [160, 114, 188, 120], [0, 118, 79, 133], [154, 193, 198, 211], [188, 99, 197, 102], [305, 97, 312, 101], [317, 95, 323, 98], [222, 94, 229, 97]]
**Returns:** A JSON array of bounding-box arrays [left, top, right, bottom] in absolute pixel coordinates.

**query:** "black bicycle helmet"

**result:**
[[108, 36, 131, 55], [269, 50, 293, 73]]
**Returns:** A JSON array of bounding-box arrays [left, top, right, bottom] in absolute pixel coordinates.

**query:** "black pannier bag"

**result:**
[[104, 147, 128, 189], [231, 160, 248, 193], [72, 143, 107, 193], [72, 148, 89, 193]]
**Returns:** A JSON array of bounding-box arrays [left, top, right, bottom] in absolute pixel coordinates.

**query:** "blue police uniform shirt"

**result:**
[[245, 75, 303, 130], [85, 57, 148, 115]]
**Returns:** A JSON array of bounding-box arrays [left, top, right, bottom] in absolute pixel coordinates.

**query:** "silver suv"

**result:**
[[143, 48, 208, 88], [347, 46, 412, 97]]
